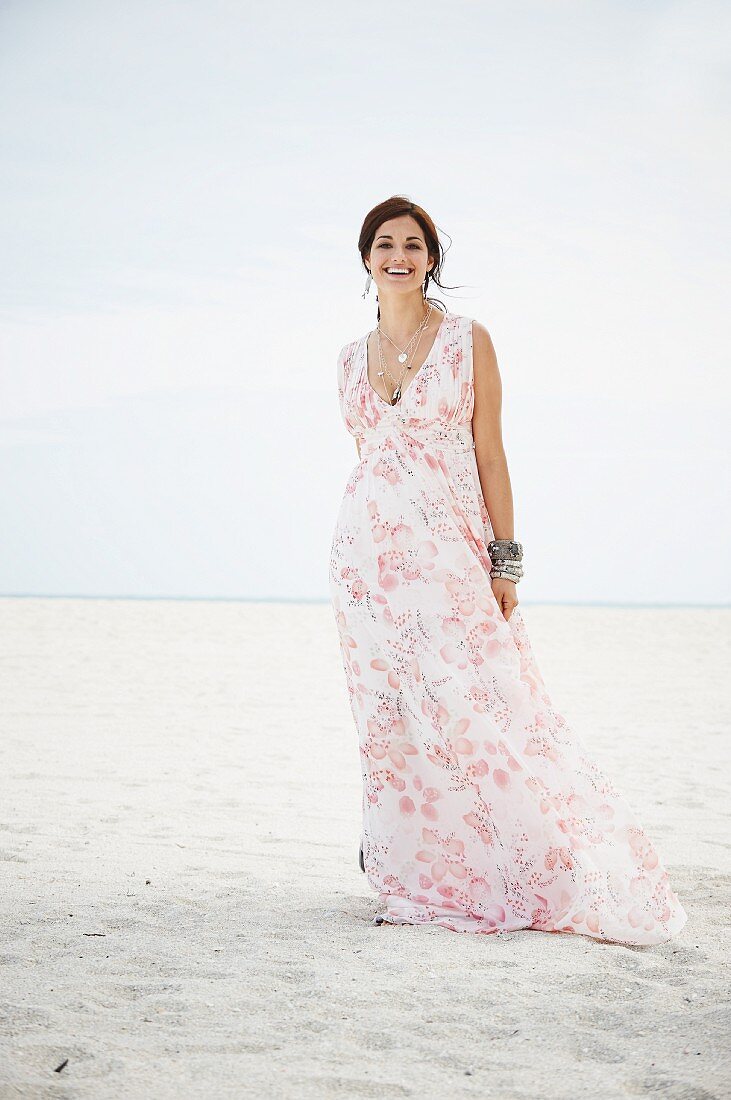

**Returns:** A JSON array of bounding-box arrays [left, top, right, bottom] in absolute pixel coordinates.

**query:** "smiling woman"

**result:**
[[327, 194, 688, 945]]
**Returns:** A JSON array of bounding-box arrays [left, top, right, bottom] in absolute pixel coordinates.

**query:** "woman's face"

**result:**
[[365, 215, 434, 296]]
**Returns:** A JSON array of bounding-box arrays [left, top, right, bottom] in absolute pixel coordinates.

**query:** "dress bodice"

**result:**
[[336, 310, 475, 456]]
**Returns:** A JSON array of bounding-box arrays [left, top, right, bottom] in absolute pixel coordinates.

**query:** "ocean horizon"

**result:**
[[2, 593, 729, 609]]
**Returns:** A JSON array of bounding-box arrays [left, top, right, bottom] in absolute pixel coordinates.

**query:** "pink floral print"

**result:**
[[329, 310, 687, 945]]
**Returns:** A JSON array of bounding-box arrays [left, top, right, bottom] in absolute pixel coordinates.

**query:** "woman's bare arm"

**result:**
[[471, 320, 518, 618], [471, 320, 514, 539]]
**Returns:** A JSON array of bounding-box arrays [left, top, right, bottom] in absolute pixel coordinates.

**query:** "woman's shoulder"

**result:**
[[338, 333, 365, 360], [336, 331, 368, 392], [444, 310, 489, 335], [337, 329, 369, 382], [448, 313, 495, 358]]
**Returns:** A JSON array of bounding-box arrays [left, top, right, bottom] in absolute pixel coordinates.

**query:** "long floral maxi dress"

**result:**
[[328, 309, 687, 945]]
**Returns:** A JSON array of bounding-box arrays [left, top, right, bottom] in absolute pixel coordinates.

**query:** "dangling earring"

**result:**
[[362, 269, 372, 299]]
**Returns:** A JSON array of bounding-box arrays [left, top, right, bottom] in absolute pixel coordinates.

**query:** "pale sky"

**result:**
[[1, 0, 729, 604]]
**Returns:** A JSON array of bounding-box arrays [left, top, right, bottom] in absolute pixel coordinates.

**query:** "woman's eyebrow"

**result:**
[[375, 234, 423, 242]]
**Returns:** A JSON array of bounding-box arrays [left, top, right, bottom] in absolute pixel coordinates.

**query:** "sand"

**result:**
[[0, 596, 729, 1099]]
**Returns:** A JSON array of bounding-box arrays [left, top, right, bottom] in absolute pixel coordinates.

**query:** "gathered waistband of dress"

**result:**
[[359, 419, 475, 457]]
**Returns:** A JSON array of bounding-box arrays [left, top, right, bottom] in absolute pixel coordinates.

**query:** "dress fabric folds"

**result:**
[[328, 309, 687, 945]]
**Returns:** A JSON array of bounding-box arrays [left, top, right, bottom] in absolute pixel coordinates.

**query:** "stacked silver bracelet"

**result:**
[[487, 538, 524, 583]]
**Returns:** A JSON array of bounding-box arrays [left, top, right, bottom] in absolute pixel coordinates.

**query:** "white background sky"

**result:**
[[1, 0, 729, 604]]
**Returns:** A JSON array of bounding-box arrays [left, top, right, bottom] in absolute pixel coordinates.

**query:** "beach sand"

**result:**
[[1, 596, 729, 1098]]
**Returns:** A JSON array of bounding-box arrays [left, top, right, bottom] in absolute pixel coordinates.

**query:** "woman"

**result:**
[[328, 195, 687, 945]]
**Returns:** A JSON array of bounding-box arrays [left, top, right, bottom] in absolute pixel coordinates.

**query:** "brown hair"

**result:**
[[357, 195, 460, 321]]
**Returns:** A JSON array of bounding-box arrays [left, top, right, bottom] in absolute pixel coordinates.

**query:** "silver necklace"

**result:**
[[375, 304, 434, 405], [380, 309, 430, 363]]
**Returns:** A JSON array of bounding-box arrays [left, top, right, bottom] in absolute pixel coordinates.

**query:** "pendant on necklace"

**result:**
[[391, 388, 401, 404], [398, 352, 407, 363]]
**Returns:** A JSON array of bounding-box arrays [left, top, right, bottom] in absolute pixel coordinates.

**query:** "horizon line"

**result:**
[[0, 593, 728, 610]]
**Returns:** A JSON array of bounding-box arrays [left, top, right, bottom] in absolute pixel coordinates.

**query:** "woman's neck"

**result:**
[[376, 295, 433, 341]]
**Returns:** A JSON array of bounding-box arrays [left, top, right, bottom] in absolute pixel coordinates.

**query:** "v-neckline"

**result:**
[[362, 309, 449, 409]]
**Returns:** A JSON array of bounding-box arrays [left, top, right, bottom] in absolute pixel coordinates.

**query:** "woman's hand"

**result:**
[[492, 577, 519, 621]]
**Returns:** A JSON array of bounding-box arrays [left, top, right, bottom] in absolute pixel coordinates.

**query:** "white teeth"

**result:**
[[387, 269, 411, 274]]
